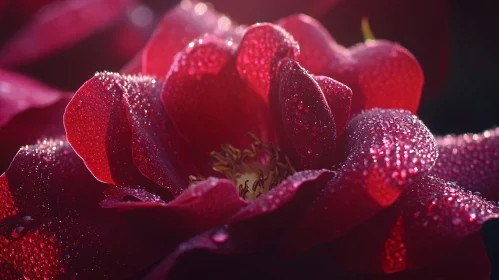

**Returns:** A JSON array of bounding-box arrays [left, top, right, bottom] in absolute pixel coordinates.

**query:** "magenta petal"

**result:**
[[144, 170, 333, 279], [431, 127, 499, 201], [0, 139, 166, 278], [314, 75, 352, 138], [270, 58, 337, 170], [0, 69, 63, 128], [64, 72, 192, 196], [281, 109, 438, 254], [236, 23, 299, 101], [276, 14, 341, 74], [143, 0, 241, 77], [102, 178, 248, 238], [0, 0, 136, 67], [330, 175, 498, 274], [161, 37, 273, 154]]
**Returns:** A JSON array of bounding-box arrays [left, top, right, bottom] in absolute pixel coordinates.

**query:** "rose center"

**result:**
[[202, 133, 295, 201]]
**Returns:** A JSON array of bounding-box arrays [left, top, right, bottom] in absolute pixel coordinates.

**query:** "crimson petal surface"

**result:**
[[64, 72, 191, 196], [144, 170, 333, 279], [432, 127, 499, 201], [143, 0, 241, 77], [330, 175, 498, 274], [0, 139, 166, 278], [281, 109, 438, 254], [270, 58, 337, 170]]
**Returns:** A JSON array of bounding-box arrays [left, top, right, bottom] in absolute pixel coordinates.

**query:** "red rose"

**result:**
[[1, 1, 496, 279]]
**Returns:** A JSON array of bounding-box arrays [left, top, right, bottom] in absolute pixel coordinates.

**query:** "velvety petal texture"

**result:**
[[270, 58, 338, 170], [330, 175, 498, 274], [0, 139, 167, 278], [145, 170, 333, 279], [281, 109, 438, 254], [0, 0, 137, 67], [278, 14, 423, 114], [432, 128, 499, 201], [143, 0, 242, 77], [0, 70, 68, 173], [64, 72, 193, 196]]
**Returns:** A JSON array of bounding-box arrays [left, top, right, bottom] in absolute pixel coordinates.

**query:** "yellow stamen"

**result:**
[[361, 17, 376, 41]]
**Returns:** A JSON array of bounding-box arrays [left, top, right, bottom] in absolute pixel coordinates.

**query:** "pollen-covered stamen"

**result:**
[[210, 133, 296, 201]]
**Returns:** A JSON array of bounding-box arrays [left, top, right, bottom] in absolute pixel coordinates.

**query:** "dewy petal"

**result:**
[[101, 178, 248, 240], [281, 109, 438, 254], [277, 14, 423, 114], [64, 72, 193, 196], [0, 139, 167, 278], [0, 70, 68, 173], [314, 75, 352, 138], [0, 0, 137, 67], [270, 58, 337, 170], [144, 170, 333, 279], [431, 127, 499, 201], [161, 37, 273, 154], [236, 23, 299, 101], [142, 0, 241, 77], [329, 175, 498, 274]]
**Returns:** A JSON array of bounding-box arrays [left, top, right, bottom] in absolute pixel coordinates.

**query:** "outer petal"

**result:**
[[101, 178, 248, 243], [328, 175, 498, 274], [269, 58, 337, 170], [314, 75, 352, 137], [278, 14, 423, 114], [0, 0, 137, 67], [236, 23, 299, 100], [0, 139, 167, 278], [161, 37, 273, 154], [64, 72, 193, 196], [431, 127, 499, 201], [0, 70, 68, 173], [144, 170, 333, 279], [142, 0, 241, 77], [281, 109, 438, 254]]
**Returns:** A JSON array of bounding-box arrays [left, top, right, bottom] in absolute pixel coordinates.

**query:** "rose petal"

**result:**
[[161, 37, 273, 154], [0, 0, 137, 67], [236, 23, 299, 100], [144, 170, 333, 279], [269, 58, 337, 170], [431, 127, 499, 201], [314, 75, 352, 138], [64, 72, 192, 196], [0, 139, 167, 278], [281, 109, 438, 254], [328, 175, 498, 274], [0, 69, 68, 173], [0, 69, 63, 128], [278, 14, 423, 114], [142, 0, 241, 77], [101, 178, 248, 239]]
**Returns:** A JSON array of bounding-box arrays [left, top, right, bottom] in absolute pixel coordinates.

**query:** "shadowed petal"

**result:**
[[278, 14, 423, 114], [329, 175, 498, 274], [432, 127, 499, 201], [314, 75, 352, 138], [161, 37, 273, 154], [281, 109, 438, 254], [0, 139, 168, 278], [269, 58, 337, 170], [64, 72, 193, 196], [143, 0, 241, 77], [0, 70, 68, 173], [236, 23, 299, 100], [101, 178, 248, 242], [0, 0, 137, 67], [143, 170, 333, 279]]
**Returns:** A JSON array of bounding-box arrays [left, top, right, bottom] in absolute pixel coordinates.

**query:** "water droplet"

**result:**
[[211, 230, 229, 243]]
